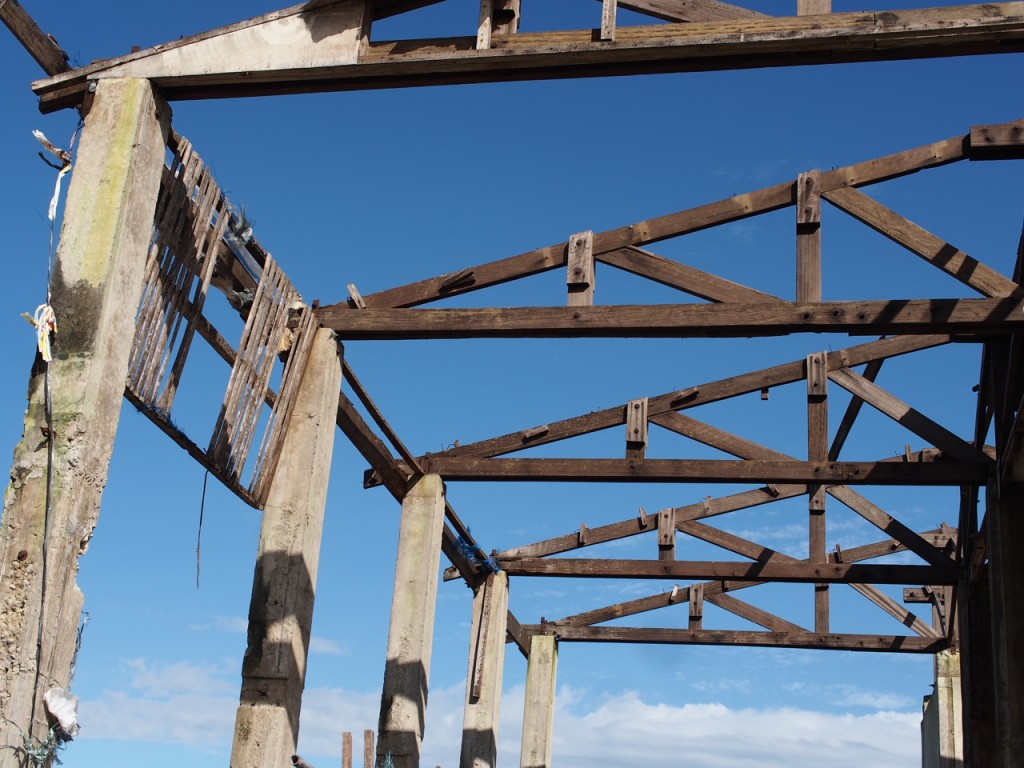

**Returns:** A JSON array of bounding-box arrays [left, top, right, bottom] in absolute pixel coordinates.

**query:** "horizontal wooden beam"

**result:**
[[610, 0, 767, 22], [500, 557, 958, 584], [34, 5, 1024, 111], [969, 118, 1024, 160], [319, 298, 1024, 339], [525, 625, 947, 653]]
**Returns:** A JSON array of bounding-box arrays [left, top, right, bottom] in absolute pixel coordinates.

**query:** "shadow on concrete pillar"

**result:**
[[461, 571, 508, 768], [520, 635, 557, 768]]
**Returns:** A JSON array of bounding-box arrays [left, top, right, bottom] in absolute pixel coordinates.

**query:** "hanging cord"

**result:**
[[23, 121, 83, 759], [196, 471, 209, 589]]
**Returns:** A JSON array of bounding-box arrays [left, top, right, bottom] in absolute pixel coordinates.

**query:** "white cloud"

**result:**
[[213, 615, 248, 633], [309, 635, 349, 656], [78, 662, 922, 768]]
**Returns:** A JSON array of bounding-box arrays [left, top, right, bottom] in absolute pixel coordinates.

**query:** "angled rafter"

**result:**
[[824, 186, 1023, 299], [0, 0, 70, 76], [829, 357, 884, 460], [827, 367, 990, 465], [34, 6, 1024, 111]]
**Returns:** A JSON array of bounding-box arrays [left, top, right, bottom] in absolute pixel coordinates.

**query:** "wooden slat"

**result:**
[[828, 367, 991, 465], [501, 557, 957, 585], [319, 298, 1024, 339], [36, 6, 1024, 110], [0, 0, 70, 75], [531, 625, 946, 653], [612, 0, 766, 22], [824, 186, 1022, 299], [422, 456, 987, 485]]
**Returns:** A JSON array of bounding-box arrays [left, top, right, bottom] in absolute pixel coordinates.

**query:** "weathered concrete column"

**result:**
[[921, 650, 963, 767], [377, 474, 446, 768], [986, 480, 1024, 767], [460, 571, 509, 768], [520, 635, 558, 768], [230, 329, 342, 767], [0, 78, 169, 763]]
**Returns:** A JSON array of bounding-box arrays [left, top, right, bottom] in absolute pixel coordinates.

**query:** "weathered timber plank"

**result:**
[[318, 298, 1024, 339], [830, 357, 884, 460], [1, 0, 70, 76], [609, 0, 766, 22], [423, 457, 987, 484], [969, 118, 1024, 159], [529, 625, 946, 653], [824, 186, 1022, 299], [851, 583, 939, 638], [414, 335, 948, 463], [499, 558, 958, 584], [705, 593, 808, 633], [808, 351, 830, 632], [798, 0, 832, 14], [797, 170, 823, 303], [678, 519, 792, 563], [35, 5, 1024, 109], [828, 367, 991, 465], [597, 246, 779, 302]]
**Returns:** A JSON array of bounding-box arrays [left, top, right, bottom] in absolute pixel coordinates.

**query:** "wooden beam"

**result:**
[[796, 170, 822, 302], [529, 625, 946, 653], [705, 592, 807, 633], [798, 0, 832, 14], [851, 583, 939, 638], [35, 5, 1024, 110], [553, 528, 952, 627], [319, 298, 1024, 339], [625, 397, 648, 459], [408, 335, 948, 465], [0, 0, 70, 75], [612, 0, 766, 22], [808, 351, 830, 632], [602, 0, 618, 41], [422, 456, 987, 485], [567, 230, 596, 306], [597, 246, 779, 302], [828, 367, 991, 465], [829, 357, 884, 461], [500, 558, 958, 585], [969, 118, 1024, 160], [824, 186, 1022, 299]]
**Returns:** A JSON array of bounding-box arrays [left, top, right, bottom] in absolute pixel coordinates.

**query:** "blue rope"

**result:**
[[456, 535, 499, 574]]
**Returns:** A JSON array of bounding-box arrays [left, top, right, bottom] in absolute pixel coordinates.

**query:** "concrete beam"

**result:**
[[460, 571, 509, 768], [377, 474, 446, 768], [520, 635, 558, 768], [230, 328, 342, 765], [0, 78, 169, 763]]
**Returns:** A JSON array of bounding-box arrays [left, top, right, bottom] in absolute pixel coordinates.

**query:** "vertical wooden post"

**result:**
[[377, 474, 446, 768], [520, 635, 558, 768], [363, 729, 375, 768], [343, 731, 353, 768], [797, 0, 831, 14], [985, 480, 1024, 765], [657, 508, 676, 561], [0, 78, 169, 760], [460, 571, 509, 768], [625, 398, 648, 459], [688, 584, 704, 630], [230, 328, 342, 766], [601, 0, 617, 41], [796, 170, 822, 302], [807, 351, 829, 632], [567, 231, 595, 307]]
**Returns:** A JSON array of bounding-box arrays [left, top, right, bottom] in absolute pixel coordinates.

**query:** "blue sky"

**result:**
[[1, 1, 1022, 766]]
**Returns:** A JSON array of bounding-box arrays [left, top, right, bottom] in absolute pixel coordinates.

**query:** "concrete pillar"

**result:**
[[959, 569, 994, 768], [986, 480, 1024, 767], [520, 635, 558, 768], [0, 78, 169, 763], [230, 329, 342, 766], [921, 651, 963, 768], [377, 474, 446, 768], [460, 571, 509, 768]]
